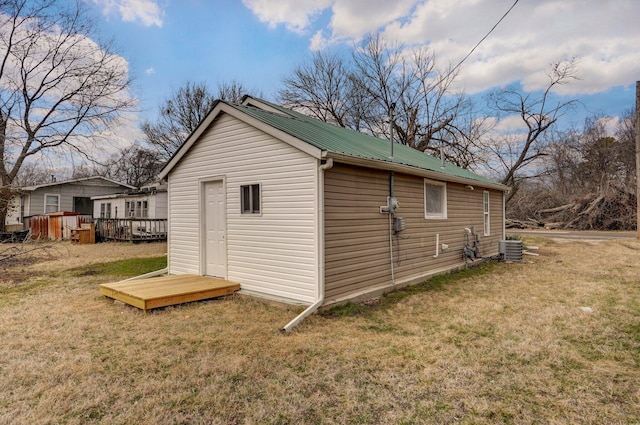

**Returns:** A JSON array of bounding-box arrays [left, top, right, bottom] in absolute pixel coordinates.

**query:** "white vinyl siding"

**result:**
[[167, 113, 318, 303], [94, 194, 166, 219]]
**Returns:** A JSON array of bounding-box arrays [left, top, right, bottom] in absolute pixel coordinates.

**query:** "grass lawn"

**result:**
[[0, 237, 639, 424]]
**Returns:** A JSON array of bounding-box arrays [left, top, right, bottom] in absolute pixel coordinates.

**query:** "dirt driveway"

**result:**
[[508, 229, 637, 240]]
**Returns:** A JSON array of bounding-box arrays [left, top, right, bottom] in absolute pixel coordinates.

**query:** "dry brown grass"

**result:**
[[0, 238, 639, 424]]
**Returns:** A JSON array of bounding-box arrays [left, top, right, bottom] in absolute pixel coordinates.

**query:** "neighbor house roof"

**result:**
[[20, 176, 135, 192], [90, 183, 167, 200], [159, 97, 508, 191]]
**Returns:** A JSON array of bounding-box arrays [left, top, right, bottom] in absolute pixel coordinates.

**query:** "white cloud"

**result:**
[[0, 8, 139, 167], [243, 0, 640, 96], [145, 67, 155, 75], [88, 0, 164, 27], [241, 0, 332, 33]]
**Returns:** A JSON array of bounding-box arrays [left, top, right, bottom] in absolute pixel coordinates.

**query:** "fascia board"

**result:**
[[325, 152, 510, 192]]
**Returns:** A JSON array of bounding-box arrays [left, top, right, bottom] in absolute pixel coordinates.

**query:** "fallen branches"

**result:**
[[0, 237, 60, 268], [508, 186, 637, 231]]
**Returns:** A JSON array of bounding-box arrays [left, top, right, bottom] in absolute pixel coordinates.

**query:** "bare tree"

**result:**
[[143, 80, 262, 160], [142, 81, 216, 161], [279, 51, 352, 127], [278, 34, 479, 166], [485, 60, 579, 200], [103, 144, 163, 187], [13, 161, 58, 187], [0, 0, 135, 231], [218, 79, 262, 104], [615, 109, 636, 188]]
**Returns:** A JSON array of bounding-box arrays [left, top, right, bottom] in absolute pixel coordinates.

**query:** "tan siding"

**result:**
[[324, 165, 391, 301], [489, 190, 504, 244], [168, 113, 318, 303], [324, 164, 505, 303]]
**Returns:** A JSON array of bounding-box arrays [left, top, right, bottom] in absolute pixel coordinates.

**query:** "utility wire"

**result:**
[[435, 0, 520, 87]]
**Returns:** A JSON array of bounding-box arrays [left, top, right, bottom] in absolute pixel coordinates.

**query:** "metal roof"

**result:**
[[229, 99, 505, 189]]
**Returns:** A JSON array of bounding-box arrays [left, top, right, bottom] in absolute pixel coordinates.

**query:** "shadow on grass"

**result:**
[[321, 261, 499, 318], [67, 256, 167, 279]]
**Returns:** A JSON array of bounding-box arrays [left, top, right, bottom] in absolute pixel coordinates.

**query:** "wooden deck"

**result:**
[[99, 275, 240, 311]]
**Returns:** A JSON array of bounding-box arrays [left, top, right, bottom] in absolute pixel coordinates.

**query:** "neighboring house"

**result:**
[[5, 176, 135, 228], [90, 183, 168, 242], [158, 96, 509, 312], [90, 183, 168, 219]]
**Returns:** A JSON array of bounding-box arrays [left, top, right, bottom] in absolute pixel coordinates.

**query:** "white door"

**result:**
[[204, 181, 226, 277]]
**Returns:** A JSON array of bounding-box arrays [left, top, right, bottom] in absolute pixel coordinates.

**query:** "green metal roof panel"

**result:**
[[229, 101, 502, 187]]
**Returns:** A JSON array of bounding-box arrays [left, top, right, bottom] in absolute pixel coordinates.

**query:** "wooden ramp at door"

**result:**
[[99, 275, 240, 312]]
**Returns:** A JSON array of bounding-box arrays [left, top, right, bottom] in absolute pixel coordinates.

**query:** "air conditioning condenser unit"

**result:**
[[499, 240, 523, 262]]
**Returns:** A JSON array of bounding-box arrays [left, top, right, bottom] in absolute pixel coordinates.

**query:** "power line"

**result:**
[[437, 0, 520, 86]]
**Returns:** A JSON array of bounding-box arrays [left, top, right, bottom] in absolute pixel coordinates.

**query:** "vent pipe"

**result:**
[[389, 103, 396, 160]]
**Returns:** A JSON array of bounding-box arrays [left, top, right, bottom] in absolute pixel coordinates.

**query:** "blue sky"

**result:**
[[83, 0, 639, 138], [89, 0, 313, 118]]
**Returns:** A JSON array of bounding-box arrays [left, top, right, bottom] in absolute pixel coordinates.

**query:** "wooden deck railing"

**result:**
[[95, 218, 167, 242]]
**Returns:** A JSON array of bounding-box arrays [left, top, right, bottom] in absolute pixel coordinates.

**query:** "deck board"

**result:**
[[99, 275, 240, 311]]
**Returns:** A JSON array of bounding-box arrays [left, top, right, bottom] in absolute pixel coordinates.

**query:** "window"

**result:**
[[73, 196, 92, 214], [100, 202, 112, 218], [424, 180, 447, 219], [44, 194, 60, 214], [141, 200, 148, 218], [241, 184, 260, 214], [125, 201, 135, 217], [483, 190, 490, 236]]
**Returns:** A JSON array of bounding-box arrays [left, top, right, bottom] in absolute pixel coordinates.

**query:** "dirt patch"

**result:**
[[0, 241, 166, 274], [551, 237, 606, 245]]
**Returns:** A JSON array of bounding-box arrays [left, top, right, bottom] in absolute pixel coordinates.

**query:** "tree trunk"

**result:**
[[0, 188, 11, 233]]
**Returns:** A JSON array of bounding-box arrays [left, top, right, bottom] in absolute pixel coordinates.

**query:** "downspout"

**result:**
[[502, 190, 506, 240], [122, 267, 168, 281], [282, 158, 334, 332]]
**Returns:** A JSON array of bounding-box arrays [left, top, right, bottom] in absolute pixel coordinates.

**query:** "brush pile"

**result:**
[[507, 185, 637, 231]]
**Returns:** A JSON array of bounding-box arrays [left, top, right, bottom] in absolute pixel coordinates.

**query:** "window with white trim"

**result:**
[[100, 202, 112, 219], [241, 184, 260, 214], [483, 190, 490, 236], [125, 201, 135, 217], [44, 194, 60, 214], [424, 179, 447, 219]]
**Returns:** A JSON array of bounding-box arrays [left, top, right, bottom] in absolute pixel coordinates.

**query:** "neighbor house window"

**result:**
[[241, 184, 260, 214], [125, 201, 135, 217], [424, 179, 447, 219], [483, 190, 490, 236], [100, 202, 112, 219], [133, 200, 149, 218], [44, 194, 60, 214]]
